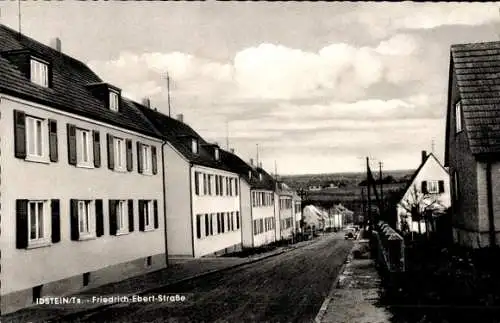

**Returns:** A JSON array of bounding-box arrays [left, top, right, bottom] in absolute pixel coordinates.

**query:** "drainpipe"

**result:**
[[161, 141, 169, 267], [486, 160, 496, 247]]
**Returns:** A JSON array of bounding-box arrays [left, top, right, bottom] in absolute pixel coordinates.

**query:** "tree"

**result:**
[[398, 184, 446, 237]]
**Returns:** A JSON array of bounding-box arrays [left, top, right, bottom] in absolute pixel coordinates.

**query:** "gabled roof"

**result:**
[[0, 24, 161, 138], [219, 150, 275, 190], [135, 105, 235, 172], [446, 41, 500, 162], [400, 153, 449, 199]]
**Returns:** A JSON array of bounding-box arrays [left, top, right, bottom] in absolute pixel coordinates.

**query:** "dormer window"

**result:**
[[30, 58, 49, 87], [214, 148, 220, 161], [248, 170, 252, 179], [191, 138, 198, 154], [455, 101, 462, 133], [109, 91, 120, 112], [259, 173, 263, 181]]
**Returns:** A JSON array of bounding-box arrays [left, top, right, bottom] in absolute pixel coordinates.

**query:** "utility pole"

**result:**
[[18, 0, 22, 35], [379, 161, 384, 218], [163, 72, 172, 117], [366, 157, 372, 231], [431, 139, 435, 155]]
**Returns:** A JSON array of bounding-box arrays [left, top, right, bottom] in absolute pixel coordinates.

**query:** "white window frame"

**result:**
[[191, 139, 198, 154], [109, 91, 120, 112], [27, 200, 50, 248], [455, 101, 462, 133], [141, 144, 152, 175], [25, 116, 49, 163], [78, 200, 96, 240], [143, 200, 155, 231], [30, 58, 49, 88], [114, 137, 127, 172], [214, 148, 220, 160], [76, 128, 94, 168], [427, 180, 439, 194], [116, 200, 129, 235]]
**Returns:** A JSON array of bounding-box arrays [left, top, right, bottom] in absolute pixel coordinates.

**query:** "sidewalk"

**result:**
[[315, 235, 393, 323], [2, 238, 317, 323]]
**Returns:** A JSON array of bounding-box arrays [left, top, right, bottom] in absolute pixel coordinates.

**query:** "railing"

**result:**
[[373, 221, 405, 272]]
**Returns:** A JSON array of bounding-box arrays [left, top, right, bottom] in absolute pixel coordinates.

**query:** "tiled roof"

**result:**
[[449, 41, 500, 156], [219, 150, 275, 190], [0, 24, 161, 138], [135, 105, 235, 172]]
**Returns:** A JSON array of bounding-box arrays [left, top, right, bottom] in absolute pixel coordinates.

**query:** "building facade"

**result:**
[[0, 24, 165, 314]]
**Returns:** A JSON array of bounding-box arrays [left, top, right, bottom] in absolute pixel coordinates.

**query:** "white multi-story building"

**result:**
[[0, 25, 165, 314]]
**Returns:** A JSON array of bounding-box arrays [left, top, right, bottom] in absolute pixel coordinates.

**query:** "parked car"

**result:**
[[344, 228, 356, 240]]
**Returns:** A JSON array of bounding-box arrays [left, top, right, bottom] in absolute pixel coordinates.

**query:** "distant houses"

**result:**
[[445, 40, 500, 248], [0, 24, 306, 314]]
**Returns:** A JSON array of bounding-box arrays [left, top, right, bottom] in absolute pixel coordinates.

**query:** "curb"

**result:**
[[47, 239, 317, 322]]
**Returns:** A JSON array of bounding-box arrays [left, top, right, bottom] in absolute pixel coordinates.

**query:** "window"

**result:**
[[191, 138, 198, 154], [114, 138, 126, 171], [26, 116, 46, 160], [203, 174, 208, 195], [28, 201, 49, 246], [109, 92, 119, 112], [208, 175, 213, 195], [236, 211, 240, 229], [78, 200, 95, 238], [115, 200, 128, 234], [30, 59, 49, 87], [141, 144, 152, 174], [455, 101, 462, 133], [76, 129, 93, 167], [427, 180, 439, 194], [142, 200, 154, 231], [214, 148, 220, 160]]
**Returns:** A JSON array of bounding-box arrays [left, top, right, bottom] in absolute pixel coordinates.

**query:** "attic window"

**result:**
[[455, 101, 462, 133], [214, 148, 220, 161], [30, 58, 49, 87], [248, 170, 252, 179], [191, 139, 198, 154], [259, 173, 263, 181], [109, 92, 120, 112]]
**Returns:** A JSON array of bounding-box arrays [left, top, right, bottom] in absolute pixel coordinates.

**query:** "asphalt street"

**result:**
[[64, 232, 353, 323]]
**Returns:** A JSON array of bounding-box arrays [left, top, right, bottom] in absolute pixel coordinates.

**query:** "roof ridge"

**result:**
[[0, 24, 97, 77], [451, 40, 500, 49]]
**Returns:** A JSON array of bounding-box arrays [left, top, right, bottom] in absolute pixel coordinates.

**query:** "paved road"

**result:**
[[65, 232, 353, 323]]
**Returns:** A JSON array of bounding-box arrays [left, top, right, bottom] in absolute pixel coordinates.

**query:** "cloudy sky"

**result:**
[[2, 2, 499, 174]]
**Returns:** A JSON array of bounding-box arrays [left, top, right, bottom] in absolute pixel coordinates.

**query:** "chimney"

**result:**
[[142, 98, 151, 108], [230, 148, 235, 154], [250, 158, 254, 166], [51, 37, 62, 52], [421, 150, 427, 164], [176, 114, 184, 122]]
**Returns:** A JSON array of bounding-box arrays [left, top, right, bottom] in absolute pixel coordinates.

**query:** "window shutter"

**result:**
[[93, 131, 101, 168], [16, 199, 28, 249], [126, 139, 133, 172], [196, 215, 201, 239], [153, 200, 159, 229], [421, 181, 428, 194], [14, 110, 27, 159], [137, 142, 144, 174], [236, 212, 240, 229], [67, 124, 77, 165], [195, 172, 200, 195], [51, 199, 61, 243], [138, 200, 145, 231], [95, 199, 104, 237], [438, 180, 445, 193], [128, 199, 134, 232], [152, 146, 158, 175], [109, 200, 117, 235], [107, 134, 114, 170], [48, 119, 58, 162], [70, 199, 79, 241]]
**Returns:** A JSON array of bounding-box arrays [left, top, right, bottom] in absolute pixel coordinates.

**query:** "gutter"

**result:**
[[189, 162, 195, 257], [161, 141, 169, 267], [486, 160, 496, 247]]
